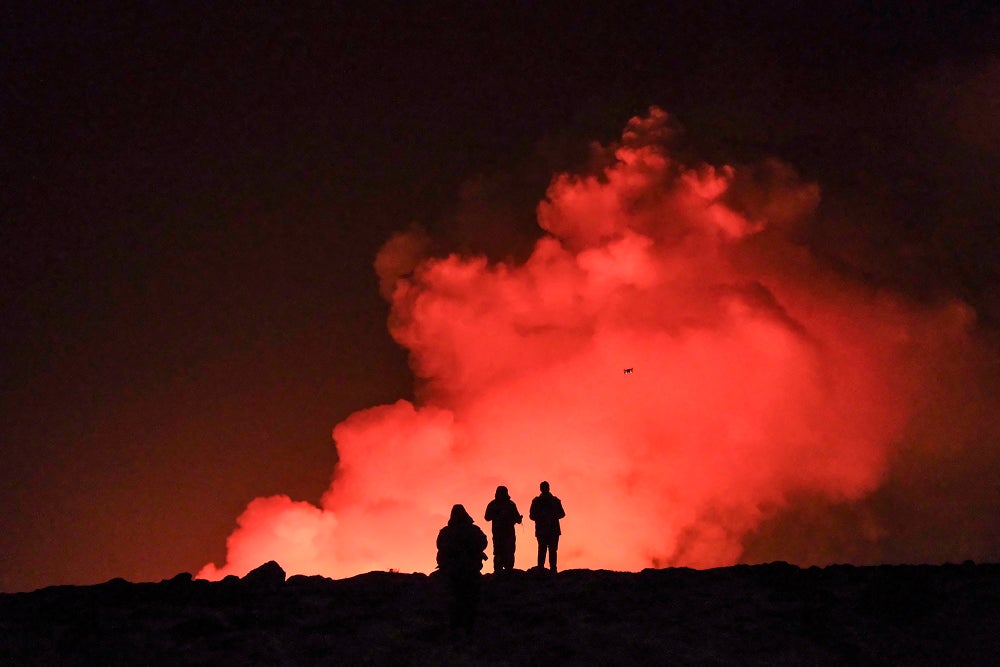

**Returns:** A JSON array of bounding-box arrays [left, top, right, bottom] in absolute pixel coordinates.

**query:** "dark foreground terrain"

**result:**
[[2, 561, 999, 665]]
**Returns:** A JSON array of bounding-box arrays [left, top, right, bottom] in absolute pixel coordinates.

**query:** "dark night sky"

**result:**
[[2, 2, 998, 592]]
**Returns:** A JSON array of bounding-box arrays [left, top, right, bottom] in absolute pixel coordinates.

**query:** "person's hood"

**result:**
[[449, 504, 473, 525]]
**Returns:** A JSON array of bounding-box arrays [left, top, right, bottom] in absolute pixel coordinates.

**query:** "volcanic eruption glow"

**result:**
[[199, 108, 982, 580]]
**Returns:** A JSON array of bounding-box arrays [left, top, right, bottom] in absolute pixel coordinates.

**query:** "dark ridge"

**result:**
[[2, 562, 999, 664]]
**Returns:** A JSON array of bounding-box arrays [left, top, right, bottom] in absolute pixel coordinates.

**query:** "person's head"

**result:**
[[495, 485, 509, 500], [449, 504, 473, 525], [540, 481, 550, 493]]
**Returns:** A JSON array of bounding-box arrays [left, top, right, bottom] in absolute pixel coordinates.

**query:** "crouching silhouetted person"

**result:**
[[529, 481, 565, 572], [436, 504, 488, 633], [484, 485, 523, 573]]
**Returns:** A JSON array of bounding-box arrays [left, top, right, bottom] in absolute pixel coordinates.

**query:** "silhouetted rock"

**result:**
[[2, 563, 999, 664], [242, 561, 285, 590], [164, 572, 193, 585], [286, 574, 336, 588]]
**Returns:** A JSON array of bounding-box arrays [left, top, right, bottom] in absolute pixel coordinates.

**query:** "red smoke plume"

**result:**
[[199, 108, 982, 579]]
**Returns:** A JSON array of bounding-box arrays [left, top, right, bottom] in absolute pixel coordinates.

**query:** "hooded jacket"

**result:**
[[436, 504, 488, 573], [484, 487, 522, 539]]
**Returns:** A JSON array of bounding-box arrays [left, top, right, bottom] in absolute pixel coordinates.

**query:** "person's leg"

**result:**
[[447, 575, 462, 630], [537, 537, 546, 569], [549, 535, 560, 572], [492, 531, 501, 572], [463, 572, 481, 632], [503, 536, 514, 570]]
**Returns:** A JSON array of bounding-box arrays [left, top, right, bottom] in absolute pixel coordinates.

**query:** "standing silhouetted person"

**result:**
[[436, 504, 488, 633], [529, 481, 565, 572], [484, 485, 522, 573]]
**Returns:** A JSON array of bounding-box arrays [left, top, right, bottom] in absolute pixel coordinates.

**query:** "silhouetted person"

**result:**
[[435, 504, 488, 633], [484, 485, 523, 573], [529, 481, 565, 572]]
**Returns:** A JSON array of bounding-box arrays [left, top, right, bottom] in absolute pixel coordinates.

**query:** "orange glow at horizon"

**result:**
[[199, 108, 977, 580]]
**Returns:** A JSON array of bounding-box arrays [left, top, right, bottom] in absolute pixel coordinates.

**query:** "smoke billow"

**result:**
[[200, 108, 996, 579]]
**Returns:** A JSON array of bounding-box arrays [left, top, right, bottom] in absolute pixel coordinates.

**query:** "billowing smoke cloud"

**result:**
[[200, 108, 994, 579]]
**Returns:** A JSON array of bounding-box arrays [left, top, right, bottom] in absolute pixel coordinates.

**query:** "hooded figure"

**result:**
[[529, 481, 565, 572], [435, 504, 488, 632], [484, 486, 523, 572]]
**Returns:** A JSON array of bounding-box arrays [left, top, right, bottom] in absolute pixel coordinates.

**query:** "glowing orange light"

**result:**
[[199, 108, 975, 581]]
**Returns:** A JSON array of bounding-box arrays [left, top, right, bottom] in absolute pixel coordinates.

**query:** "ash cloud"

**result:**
[[201, 108, 1000, 579]]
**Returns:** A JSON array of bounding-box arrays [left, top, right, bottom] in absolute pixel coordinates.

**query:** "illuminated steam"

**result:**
[[200, 108, 990, 579]]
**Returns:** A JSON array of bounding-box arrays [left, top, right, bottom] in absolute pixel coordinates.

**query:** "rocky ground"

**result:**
[[2, 561, 999, 665]]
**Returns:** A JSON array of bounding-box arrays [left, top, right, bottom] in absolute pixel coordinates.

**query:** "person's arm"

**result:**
[[435, 529, 448, 568]]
